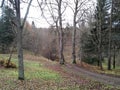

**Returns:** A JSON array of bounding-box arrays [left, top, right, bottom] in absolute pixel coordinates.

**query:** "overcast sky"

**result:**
[[0, 0, 96, 28], [20, 0, 74, 28]]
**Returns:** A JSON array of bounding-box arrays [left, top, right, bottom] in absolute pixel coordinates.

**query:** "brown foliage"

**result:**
[[0, 59, 17, 68]]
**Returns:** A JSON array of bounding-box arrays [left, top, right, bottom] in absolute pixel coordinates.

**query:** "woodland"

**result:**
[[0, 0, 120, 90]]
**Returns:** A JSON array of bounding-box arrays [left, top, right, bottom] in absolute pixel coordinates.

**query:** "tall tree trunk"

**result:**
[[97, 50, 100, 66], [98, 37, 103, 70], [15, 0, 24, 80], [72, 19, 77, 64], [113, 44, 116, 69], [108, 0, 113, 70], [58, 0, 64, 64], [96, 15, 100, 67], [17, 26, 24, 80], [72, 0, 78, 64], [15, 0, 32, 80], [98, 12, 103, 70]]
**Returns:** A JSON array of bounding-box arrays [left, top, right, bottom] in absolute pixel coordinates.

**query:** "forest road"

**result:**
[[64, 64, 120, 87]]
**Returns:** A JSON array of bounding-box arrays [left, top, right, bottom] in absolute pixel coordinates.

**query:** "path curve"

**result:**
[[65, 64, 120, 86]]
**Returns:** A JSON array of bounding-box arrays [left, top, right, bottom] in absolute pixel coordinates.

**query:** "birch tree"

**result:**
[[69, 0, 90, 64], [38, 0, 67, 64]]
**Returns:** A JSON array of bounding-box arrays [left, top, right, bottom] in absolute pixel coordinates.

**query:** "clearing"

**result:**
[[0, 53, 120, 90]]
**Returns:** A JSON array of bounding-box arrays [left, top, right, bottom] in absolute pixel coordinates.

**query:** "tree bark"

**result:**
[[1, 0, 5, 7], [108, 0, 113, 70], [72, 13, 76, 64], [14, 0, 25, 80], [98, 4, 103, 70], [58, 0, 64, 64], [72, 0, 78, 64], [113, 44, 116, 69], [15, 0, 32, 80]]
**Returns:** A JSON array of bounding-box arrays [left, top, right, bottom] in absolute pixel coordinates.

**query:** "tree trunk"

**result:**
[[99, 50, 103, 70], [113, 44, 116, 69], [98, 14, 103, 70], [72, 0, 78, 64], [97, 52, 100, 66], [72, 22, 76, 64], [15, 0, 24, 80], [96, 15, 100, 67], [58, 0, 64, 64], [15, 0, 32, 80], [17, 26, 24, 80], [59, 27, 64, 64], [108, 0, 113, 70], [98, 41, 103, 70]]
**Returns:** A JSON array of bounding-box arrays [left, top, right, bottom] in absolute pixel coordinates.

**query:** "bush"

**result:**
[[42, 50, 59, 61], [0, 60, 4, 66], [41, 46, 59, 61], [0, 59, 17, 68], [83, 57, 98, 65]]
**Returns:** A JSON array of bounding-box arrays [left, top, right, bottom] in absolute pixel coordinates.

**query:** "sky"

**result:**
[[0, 0, 96, 28], [20, 0, 74, 28]]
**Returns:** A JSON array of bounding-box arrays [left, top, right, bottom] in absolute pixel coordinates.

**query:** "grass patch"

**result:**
[[0, 54, 61, 81], [22, 60, 60, 80], [98, 61, 120, 76], [0, 54, 119, 90]]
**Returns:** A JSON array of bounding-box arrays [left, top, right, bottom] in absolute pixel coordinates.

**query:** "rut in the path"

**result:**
[[64, 64, 120, 86]]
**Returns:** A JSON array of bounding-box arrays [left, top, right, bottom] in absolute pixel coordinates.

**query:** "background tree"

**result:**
[[108, 0, 113, 70], [37, 0, 68, 64], [0, 5, 15, 53], [93, 0, 109, 69], [79, 0, 110, 69], [111, 0, 120, 69], [69, 0, 91, 64]]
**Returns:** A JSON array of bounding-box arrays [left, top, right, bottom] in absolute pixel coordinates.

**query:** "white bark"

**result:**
[[38, 0, 66, 64], [71, 0, 89, 64], [58, 0, 64, 64]]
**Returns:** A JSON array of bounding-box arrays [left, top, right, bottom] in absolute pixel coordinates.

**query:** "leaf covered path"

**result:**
[[44, 60, 120, 87]]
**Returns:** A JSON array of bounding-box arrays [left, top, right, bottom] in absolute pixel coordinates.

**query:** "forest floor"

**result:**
[[0, 53, 120, 90]]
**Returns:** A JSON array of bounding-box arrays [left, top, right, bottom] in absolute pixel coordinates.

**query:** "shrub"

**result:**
[[0, 60, 5, 66], [0, 59, 17, 68], [83, 57, 98, 65]]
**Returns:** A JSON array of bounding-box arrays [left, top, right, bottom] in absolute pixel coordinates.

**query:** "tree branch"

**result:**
[[21, 0, 33, 29], [1, 0, 5, 7]]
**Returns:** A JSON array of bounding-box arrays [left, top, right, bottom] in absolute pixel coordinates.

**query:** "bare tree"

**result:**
[[69, 0, 90, 64], [1, 0, 33, 80], [1, 0, 5, 7], [37, 0, 67, 64], [14, 0, 32, 80]]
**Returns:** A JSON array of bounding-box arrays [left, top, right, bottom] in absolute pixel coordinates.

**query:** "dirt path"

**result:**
[[45, 62, 120, 87], [64, 64, 120, 86]]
